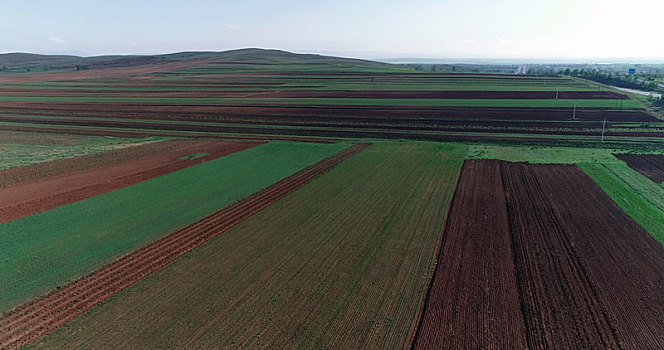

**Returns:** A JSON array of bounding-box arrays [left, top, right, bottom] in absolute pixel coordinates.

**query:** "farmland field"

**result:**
[[0, 130, 158, 169], [0, 141, 348, 314], [414, 160, 664, 349], [2, 49, 664, 349], [0, 49, 660, 146], [26, 142, 465, 349]]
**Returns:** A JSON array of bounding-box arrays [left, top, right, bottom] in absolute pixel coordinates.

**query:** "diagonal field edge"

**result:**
[[0, 142, 371, 350]]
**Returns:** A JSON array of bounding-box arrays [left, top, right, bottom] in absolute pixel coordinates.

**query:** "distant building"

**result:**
[[628, 68, 636, 75]]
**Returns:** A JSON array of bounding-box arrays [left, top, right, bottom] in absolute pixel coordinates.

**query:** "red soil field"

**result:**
[[0, 140, 260, 223], [413, 160, 664, 349], [0, 143, 370, 350], [614, 154, 664, 183], [0, 139, 203, 188]]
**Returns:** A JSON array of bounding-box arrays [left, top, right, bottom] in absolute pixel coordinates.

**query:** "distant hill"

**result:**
[[0, 48, 390, 73]]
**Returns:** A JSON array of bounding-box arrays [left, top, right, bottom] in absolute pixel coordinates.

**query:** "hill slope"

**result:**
[[0, 48, 389, 73]]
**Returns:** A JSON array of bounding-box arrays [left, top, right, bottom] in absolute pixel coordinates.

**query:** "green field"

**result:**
[[31, 142, 465, 349], [581, 161, 664, 244], [0, 141, 348, 313]]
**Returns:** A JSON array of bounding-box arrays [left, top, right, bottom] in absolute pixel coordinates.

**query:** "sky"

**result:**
[[1, 0, 662, 60]]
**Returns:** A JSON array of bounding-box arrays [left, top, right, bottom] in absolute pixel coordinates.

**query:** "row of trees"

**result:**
[[566, 68, 661, 91]]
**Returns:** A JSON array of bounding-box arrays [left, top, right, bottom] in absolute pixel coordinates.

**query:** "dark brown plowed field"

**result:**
[[0, 140, 260, 223], [413, 160, 528, 349], [0, 102, 652, 122], [413, 160, 664, 349], [0, 89, 627, 99], [615, 154, 664, 183], [0, 143, 371, 350], [1, 115, 660, 139]]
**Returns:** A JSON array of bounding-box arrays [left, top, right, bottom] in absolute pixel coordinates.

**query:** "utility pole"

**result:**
[[556, 86, 559, 99], [572, 103, 577, 120], [601, 118, 607, 142]]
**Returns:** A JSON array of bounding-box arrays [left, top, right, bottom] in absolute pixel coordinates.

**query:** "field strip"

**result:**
[[0, 140, 261, 223], [0, 138, 194, 188], [412, 160, 528, 349], [25, 142, 464, 349], [411, 159, 664, 349], [0, 143, 371, 349]]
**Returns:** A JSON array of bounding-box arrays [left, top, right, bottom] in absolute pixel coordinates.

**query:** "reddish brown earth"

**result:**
[[413, 160, 664, 349], [0, 139, 202, 188], [0, 143, 370, 350], [413, 160, 528, 349], [615, 154, 664, 183], [0, 140, 260, 223]]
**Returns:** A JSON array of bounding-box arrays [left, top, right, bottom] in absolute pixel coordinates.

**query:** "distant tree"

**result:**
[[564, 68, 572, 75], [571, 69, 579, 76]]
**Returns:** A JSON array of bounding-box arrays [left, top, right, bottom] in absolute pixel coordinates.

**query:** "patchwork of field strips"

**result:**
[[0, 141, 348, 315], [24, 142, 465, 349], [581, 161, 664, 244], [414, 160, 664, 349], [0, 50, 660, 145], [0, 130, 156, 170], [614, 153, 664, 183], [0, 140, 260, 223], [0, 143, 369, 349]]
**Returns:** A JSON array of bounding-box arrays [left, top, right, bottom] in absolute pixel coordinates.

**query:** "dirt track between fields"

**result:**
[[0, 140, 260, 223], [0, 143, 370, 350]]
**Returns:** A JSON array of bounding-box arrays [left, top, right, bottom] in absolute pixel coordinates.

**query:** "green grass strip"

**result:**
[[0, 141, 349, 313], [580, 162, 664, 244]]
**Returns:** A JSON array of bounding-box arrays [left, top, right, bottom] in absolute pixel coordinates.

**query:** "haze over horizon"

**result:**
[[2, 0, 663, 61]]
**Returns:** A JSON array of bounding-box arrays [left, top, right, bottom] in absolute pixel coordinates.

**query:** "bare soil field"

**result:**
[[413, 160, 664, 349], [0, 102, 651, 122], [0, 89, 627, 99], [0, 143, 370, 349], [0, 140, 260, 223], [413, 160, 528, 349], [615, 154, 664, 183]]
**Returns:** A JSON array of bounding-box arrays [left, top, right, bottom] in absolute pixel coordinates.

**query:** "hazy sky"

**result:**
[[1, 0, 662, 59]]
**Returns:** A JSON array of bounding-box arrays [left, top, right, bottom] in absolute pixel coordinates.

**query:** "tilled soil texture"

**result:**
[[0, 143, 371, 350], [413, 160, 528, 349], [0, 140, 261, 224], [615, 154, 664, 183], [413, 160, 664, 349], [1, 115, 661, 139], [0, 139, 206, 188], [0, 102, 652, 122], [0, 89, 628, 99]]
